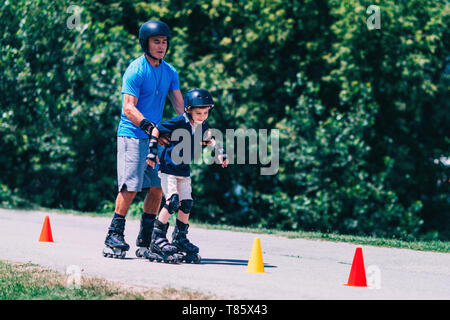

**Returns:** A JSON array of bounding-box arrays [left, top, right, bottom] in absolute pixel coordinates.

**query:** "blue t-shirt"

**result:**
[[117, 55, 180, 138], [157, 114, 209, 177]]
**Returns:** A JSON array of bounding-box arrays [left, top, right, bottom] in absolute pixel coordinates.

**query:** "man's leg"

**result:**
[[115, 188, 138, 216], [136, 163, 162, 253], [105, 136, 146, 259], [143, 187, 163, 215], [103, 188, 137, 258], [135, 187, 161, 254]]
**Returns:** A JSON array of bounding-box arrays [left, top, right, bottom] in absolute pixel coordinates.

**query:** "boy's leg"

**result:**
[[157, 173, 179, 224], [146, 172, 180, 263], [172, 176, 200, 263], [177, 176, 193, 223]]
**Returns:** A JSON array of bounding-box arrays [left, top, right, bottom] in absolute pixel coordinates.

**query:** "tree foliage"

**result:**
[[0, 0, 448, 240]]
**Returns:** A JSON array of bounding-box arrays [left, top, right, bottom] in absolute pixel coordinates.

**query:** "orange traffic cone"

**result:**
[[345, 247, 367, 287], [39, 216, 54, 242]]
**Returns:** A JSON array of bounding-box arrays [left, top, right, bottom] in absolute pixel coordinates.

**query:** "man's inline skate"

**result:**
[[135, 214, 155, 259], [147, 220, 182, 263], [172, 221, 201, 264], [103, 216, 130, 259]]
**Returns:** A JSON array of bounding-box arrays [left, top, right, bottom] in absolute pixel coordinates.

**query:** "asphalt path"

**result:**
[[0, 208, 449, 299]]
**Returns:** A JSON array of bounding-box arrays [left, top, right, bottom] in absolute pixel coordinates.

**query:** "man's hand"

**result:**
[[139, 119, 156, 137], [146, 140, 160, 168]]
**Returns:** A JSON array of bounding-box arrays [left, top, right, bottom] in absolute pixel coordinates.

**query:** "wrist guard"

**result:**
[[139, 119, 156, 136], [146, 140, 158, 162]]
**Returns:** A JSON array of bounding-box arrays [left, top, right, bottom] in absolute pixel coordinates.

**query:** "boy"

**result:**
[[145, 88, 228, 263]]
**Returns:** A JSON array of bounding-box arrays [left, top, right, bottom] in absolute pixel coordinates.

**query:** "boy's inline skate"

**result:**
[[147, 220, 182, 263], [135, 214, 155, 259], [103, 216, 130, 259], [172, 221, 201, 264]]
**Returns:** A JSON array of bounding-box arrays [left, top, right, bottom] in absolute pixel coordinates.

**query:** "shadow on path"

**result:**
[[200, 258, 277, 268]]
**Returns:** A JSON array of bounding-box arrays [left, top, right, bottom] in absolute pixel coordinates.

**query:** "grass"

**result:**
[[0, 260, 215, 300], [189, 222, 450, 253]]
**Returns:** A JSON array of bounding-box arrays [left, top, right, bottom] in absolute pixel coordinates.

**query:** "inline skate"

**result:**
[[172, 221, 201, 264], [103, 216, 130, 259], [135, 214, 155, 259], [147, 220, 181, 263]]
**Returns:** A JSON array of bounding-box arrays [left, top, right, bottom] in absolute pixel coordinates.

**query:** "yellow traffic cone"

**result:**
[[246, 237, 265, 273]]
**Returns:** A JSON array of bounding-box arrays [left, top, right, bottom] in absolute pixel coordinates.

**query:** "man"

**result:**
[[102, 20, 184, 259]]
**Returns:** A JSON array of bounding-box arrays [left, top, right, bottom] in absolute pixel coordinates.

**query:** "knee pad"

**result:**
[[179, 199, 194, 214], [163, 194, 179, 214]]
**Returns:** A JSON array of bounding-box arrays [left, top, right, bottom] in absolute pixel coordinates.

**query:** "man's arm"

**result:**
[[168, 89, 184, 115], [123, 93, 144, 126], [123, 93, 155, 136]]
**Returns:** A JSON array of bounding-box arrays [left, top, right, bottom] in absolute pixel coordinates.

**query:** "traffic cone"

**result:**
[[345, 247, 367, 287], [246, 237, 265, 273], [39, 216, 54, 242]]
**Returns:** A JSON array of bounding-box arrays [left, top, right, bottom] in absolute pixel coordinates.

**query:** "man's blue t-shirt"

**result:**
[[117, 55, 180, 138], [157, 114, 209, 177]]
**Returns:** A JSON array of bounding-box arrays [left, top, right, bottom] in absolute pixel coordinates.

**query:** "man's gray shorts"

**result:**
[[117, 136, 162, 192]]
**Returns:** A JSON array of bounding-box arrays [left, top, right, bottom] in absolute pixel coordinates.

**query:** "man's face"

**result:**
[[147, 36, 168, 60], [189, 107, 210, 124]]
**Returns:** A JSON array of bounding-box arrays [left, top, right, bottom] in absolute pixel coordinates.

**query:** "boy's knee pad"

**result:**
[[163, 194, 179, 214], [179, 199, 194, 214]]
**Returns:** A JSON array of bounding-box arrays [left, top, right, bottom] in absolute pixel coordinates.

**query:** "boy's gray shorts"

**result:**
[[117, 136, 162, 192]]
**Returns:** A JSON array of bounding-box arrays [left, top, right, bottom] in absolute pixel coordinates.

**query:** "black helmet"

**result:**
[[139, 20, 171, 59], [184, 88, 214, 111]]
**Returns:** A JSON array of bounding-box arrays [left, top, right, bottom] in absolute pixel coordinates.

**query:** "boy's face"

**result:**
[[188, 107, 210, 124], [147, 36, 168, 60]]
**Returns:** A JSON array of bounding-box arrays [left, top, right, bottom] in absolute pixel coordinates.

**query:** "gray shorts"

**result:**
[[117, 136, 162, 192]]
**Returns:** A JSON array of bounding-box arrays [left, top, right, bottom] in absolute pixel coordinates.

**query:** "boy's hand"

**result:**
[[218, 155, 229, 168], [202, 130, 214, 146], [201, 139, 214, 146], [158, 132, 171, 146], [146, 140, 160, 168], [146, 155, 160, 168]]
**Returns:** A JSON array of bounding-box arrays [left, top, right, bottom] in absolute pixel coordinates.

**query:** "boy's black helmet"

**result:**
[[139, 20, 171, 58], [184, 88, 214, 111]]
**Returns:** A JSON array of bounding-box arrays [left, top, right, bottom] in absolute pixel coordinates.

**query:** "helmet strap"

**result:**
[[145, 52, 162, 66]]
